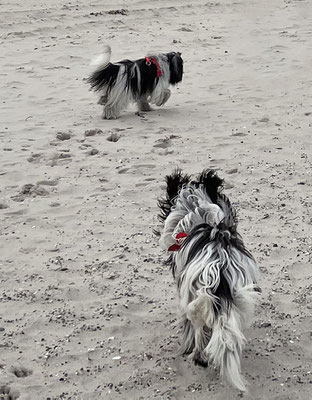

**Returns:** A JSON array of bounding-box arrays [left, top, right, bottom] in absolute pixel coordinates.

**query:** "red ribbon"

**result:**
[[145, 56, 163, 77], [168, 232, 188, 251]]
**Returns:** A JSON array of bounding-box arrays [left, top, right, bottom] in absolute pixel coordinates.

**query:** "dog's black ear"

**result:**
[[168, 53, 183, 85], [196, 169, 223, 204], [157, 169, 190, 222], [177, 52, 182, 56], [166, 169, 190, 202]]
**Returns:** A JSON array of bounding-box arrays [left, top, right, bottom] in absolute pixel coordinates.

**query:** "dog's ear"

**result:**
[[168, 52, 183, 84], [157, 169, 190, 222], [177, 52, 182, 56]]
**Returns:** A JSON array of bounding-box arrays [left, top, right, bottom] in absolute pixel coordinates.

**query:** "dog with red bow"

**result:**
[[158, 169, 260, 392], [88, 46, 183, 119]]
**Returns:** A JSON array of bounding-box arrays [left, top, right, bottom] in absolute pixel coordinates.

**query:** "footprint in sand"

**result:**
[[107, 8, 129, 15], [49, 151, 72, 166], [135, 177, 156, 187], [153, 137, 172, 149], [117, 167, 130, 174], [86, 148, 99, 156], [11, 184, 50, 202], [107, 132, 121, 142], [153, 135, 181, 149], [85, 129, 103, 137], [117, 164, 156, 175], [56, 131, 72, 141], [27, 153, 43, 163], [0, 385, 20, 399], [9, 365, 33, 378], [226, 168, 238, 175]]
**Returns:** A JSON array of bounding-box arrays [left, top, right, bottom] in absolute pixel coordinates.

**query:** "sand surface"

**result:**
[[0, 0, 311, 399]]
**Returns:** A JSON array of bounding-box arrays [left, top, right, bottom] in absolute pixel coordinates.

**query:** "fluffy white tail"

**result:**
[[90, 45, 112, 70], [204, 285, 260, 392], [205, 307, 246, 391]]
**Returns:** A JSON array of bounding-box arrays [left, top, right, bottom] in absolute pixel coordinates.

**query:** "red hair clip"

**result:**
[[168, 232, 188, 251]]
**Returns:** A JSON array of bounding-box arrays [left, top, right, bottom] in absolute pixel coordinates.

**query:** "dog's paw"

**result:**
[[193, 351, 208, 368], [137, 100, 152, 112], [194, 358, 208, 368], [102, 107, 119, 120], [102, 113, 118, 120], [98, 95, 108, 105], [102, 116, 118, 120], [135, 111, 146, 118], [155, 89, 171, 106]]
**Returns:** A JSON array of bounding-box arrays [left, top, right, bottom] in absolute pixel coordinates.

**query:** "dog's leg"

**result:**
[[192, 326, 209, 367], [186, 300, 209, 368], [186, 296, 214, 368], [156, 89, 171, 107], [102, 106, 119, 120], [137, 97, 152, 112], [178, 318, 195, 355]]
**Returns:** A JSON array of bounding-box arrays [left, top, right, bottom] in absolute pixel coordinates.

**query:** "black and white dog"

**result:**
[[88, 46, 183, 119], [158, 169, 260, 392]]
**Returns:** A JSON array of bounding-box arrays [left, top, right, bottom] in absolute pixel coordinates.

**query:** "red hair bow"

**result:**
[[168, 232, 188, 251], [145, 56, 163, 77]]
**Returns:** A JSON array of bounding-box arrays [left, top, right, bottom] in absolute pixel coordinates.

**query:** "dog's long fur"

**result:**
[[158, 169, 260, 392], [88, 45, 183, 119]]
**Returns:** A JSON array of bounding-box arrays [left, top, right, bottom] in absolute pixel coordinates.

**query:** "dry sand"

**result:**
[[0, 0, 311, 399]]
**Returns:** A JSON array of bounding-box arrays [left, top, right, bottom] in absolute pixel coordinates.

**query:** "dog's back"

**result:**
[[158, 169, 260, 391]]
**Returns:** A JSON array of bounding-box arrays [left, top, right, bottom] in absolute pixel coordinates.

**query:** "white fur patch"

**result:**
[[91, 45, 112, 70]]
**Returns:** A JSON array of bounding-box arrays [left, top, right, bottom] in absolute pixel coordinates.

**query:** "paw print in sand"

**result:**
[[9, 365, 33, 378], [0, 385, 20, 400]]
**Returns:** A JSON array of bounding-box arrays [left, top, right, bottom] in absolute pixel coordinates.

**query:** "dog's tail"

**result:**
[[90, 45, 112, 71], [88, 45, 121, 93], [205, 294, 247, 392]]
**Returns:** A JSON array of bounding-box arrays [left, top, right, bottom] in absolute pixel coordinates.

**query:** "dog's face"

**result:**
[[166, 52, 183, 85]]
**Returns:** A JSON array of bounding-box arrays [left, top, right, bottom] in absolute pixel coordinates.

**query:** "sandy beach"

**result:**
[[0, 0, 311, 399]]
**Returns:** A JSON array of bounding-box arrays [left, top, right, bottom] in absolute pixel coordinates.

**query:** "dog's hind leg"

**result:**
[[193, 326, 209, 367], [137, 96, 152, 112], [178, 318, 195, 356], [186, 297, 212, 368]]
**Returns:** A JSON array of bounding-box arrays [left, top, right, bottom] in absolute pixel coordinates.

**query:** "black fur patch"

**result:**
[[88, 58, 159, 98], [181, 224, 214, 266], [166, 52, 184, 84], [195, 169, 224, 204], [166, 253, 177, 278], [129, 58, 159, 97], [214, 269, 233, 313], [88, 63, 120, 92], [157, 169, 190, 223], [177, 224, 234, 311]]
